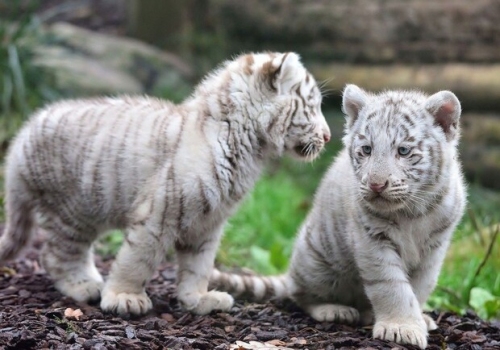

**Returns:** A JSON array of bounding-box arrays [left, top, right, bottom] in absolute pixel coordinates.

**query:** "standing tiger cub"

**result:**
[[0, 52, 330, 316], [211, 85, 466, 349]]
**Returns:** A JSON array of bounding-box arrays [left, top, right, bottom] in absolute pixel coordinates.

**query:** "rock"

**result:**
[[32, 46, 143, 96], [29, 23, 193, 100]]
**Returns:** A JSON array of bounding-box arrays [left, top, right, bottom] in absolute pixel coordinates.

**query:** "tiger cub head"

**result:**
[[233, 52, 331, 161], [341, 84, 461, 213]]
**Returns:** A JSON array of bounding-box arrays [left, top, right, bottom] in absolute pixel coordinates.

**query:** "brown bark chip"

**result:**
[[1, 240, 499, 350]]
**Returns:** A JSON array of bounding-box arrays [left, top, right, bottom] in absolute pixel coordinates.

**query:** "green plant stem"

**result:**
[[472, 225, 499, 282], [436, 285, 463, 305], [467, 208, 484, 246]]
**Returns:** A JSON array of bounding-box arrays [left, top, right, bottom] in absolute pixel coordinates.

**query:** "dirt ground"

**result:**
[[1, 233, 500, 350]]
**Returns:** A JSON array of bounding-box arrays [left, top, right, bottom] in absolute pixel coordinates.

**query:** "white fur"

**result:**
[[0, 52, 330, 317]]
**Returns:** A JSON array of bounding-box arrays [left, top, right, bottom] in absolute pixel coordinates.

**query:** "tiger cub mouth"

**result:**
[[294, 142, 321, 159]]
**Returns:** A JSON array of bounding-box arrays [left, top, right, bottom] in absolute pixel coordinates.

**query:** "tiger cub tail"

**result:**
[[0, 168, 35, 263], [209, 268, 291, 301]]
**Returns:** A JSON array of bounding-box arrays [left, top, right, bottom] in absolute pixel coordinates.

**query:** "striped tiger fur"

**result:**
[[0, 52, 331, 316], [210, 84, 466, 349]]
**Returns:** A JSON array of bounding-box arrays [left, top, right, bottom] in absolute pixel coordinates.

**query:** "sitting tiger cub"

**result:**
[[211, 84, 466, 349], [0, 52, 330, 316]]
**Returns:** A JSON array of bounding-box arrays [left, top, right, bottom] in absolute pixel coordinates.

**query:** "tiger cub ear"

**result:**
[[263, 52, 305, 94], [425, 91, 461, 141], [342, 84, 368, 128]]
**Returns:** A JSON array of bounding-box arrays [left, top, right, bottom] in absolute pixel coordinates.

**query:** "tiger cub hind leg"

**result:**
[[179, 290, 234, 316], [304, 304, 360, 324], [40, 223, 103, 302]]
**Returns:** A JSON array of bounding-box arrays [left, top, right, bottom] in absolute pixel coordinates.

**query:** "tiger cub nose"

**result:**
[[323, 133, 331, 143], [369, 181, 388, 193]]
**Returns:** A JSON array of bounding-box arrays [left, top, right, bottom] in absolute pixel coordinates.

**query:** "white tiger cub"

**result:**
[[210, 85, 466, 349], [0, 52, 331, 317]]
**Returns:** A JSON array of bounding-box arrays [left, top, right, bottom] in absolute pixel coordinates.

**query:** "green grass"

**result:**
[[427, 197, 500, 318], [219, 111, 345, 273], [218, 171, 310, 274]]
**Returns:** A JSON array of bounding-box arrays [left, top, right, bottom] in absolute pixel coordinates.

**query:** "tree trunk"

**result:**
[[126, 0, 187, 52]]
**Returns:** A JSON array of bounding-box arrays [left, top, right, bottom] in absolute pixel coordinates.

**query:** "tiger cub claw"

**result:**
[[100, 289, 153, 316], [373, 320, 427, 349]]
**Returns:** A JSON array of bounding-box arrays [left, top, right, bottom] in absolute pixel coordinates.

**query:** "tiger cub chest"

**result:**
[[381, 215, 445, 271]]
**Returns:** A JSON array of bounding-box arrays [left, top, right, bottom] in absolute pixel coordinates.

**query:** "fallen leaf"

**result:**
[[266, 339, 287, 346], [64, 308, 83, 320], [161, 313, 175, 322], [230, 340, 294, 349], [462, 331, 487, 343], [288, 337, 307, 345], [230, 341, 251, 349], [0, 266, 17, 276]]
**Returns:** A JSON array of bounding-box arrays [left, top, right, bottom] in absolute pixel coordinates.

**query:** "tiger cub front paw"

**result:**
[[179, 290, 234, 315], [100, 289, 153, 316], [373, 319, 427, 349], [306, 304, 360, 324]]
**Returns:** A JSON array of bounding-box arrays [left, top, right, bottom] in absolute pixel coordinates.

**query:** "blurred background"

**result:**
[[0, 0, 499, 319]]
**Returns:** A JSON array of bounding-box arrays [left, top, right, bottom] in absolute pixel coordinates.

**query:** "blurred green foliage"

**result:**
[[0, 0, 58, 151], [428, 209, 500, 319]]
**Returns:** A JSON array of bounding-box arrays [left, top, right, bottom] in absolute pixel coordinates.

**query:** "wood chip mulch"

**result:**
[[1, 237, 499, 350]]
